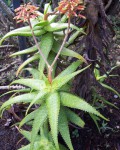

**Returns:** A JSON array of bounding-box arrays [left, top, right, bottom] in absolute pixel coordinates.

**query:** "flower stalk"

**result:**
[[51, 18, 71, 68], [14, 1, 85, 83], [28, 19, 50, 68]]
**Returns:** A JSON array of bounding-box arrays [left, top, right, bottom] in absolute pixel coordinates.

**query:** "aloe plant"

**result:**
[[94, 65, 120, 98], [0, 2, 108, 150], [0, 61, 107, 150]]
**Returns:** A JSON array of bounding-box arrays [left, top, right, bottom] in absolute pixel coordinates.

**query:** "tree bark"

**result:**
[[0, 0, 14, 22]]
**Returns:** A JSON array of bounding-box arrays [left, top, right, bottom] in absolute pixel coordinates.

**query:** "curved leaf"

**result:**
[[59, 84, 71, 92], [59, 144, 68, 150], [46, 92, 60, 149], [31, 104, 47, 150], [10, 43, 40, 57], [34, 20, 49, 27], [52, 42, 86, 63], [38, 32, 54, 79], [65, 30, 85, 47], [20, 129, 41, 142], [0, 88, 30, 98], [0, 92, 37, 112], [44, 23, 82, 32], [100, 83, 120, 98], [11, 79, 46, 91], [0, 28, 46, 45], [59, 107, 73, 150], [52, 65, 90, 90], [18, 142, 40, 150], [60, 92, 108, 121], [26, 90, 48, 114], [65, 108, 85, 128], [89, 114, 100, 133], [23, 68, 40, 79], [16, 54, 40, 76], [19, 109, 39, 128], [55, 61, 81, 79]]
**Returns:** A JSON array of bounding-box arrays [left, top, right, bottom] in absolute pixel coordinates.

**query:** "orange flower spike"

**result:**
[[57, 0, 85, 18], [14, 3, 39, 23]]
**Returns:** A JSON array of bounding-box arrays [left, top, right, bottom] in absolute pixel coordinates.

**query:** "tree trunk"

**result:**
[[0, 0, 14, 22]]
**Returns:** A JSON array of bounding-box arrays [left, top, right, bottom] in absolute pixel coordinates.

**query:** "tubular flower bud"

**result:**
[[57, 0, 85, 18], [14, 3, 39, 23]]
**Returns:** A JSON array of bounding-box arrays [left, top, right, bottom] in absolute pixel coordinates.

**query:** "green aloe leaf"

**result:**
[[65, 108, 85, 128], [65, 30, 85, 47], [90, 114, 100, 133], [23, 68, 40, 79], [52, 65, 90, 90], [44, 3, 51, 15], [26, 90, 48, 114], [46, 92, 60, 149], [58, 15, 67, 23], [0, 88, 30, 98], [59, 144, 68, 150], [44, 23, 82, 32], [59, 84, 71, 92], [38, 138, 56, 150], [19, 109, 39, 128], [0, 27, 46, 45], [38, 32, 54, 79], [60, 92, 108, 121], [18, 142, 40, 150], [52, 42, 86, 63], [94, 92, 118, 109], [0, 92, 37, 113], [20, 129, 41, 142], [16, 54, 39, 76], [11, 79, 46, 91], [44, 3, 58, 23], [100, 83, 120, 98], [31, 104, 47, 150], [10, 43, 40, 57], [59, 107, 73, 150], [55, 61, 81, 79], [34, 20, 49, 27]]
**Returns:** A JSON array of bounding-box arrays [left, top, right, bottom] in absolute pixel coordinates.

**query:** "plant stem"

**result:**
[[28, 19, 50, 68], [28, 17, 70, 84], [51, 17, 71, 68], [44, 11, 57, 21]]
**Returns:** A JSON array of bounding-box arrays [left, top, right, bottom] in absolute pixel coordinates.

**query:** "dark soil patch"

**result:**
[[0, 94, 28, 150]]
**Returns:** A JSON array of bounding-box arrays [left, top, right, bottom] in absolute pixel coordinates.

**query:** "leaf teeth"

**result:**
[[19, 109, 39, 128], [60, 92, 108, 121], [52, 65, 90, 90], [11, 79, 46, 91], [0, 92, 37, 112], [58, 107, 74, 150], [10, 43, 39, 57], [26, 90, 47, 115], [46, 92, 60, 149], [16, 54, 39, 76], [30, 104, 47, 150], [39, 32, 54, 79], [53, 42, 86, 63], [65, 108, 85, 128]]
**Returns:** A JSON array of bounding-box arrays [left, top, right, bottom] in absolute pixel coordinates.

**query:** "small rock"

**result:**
[[116, 126, 120, 129], [114, 95, 118, 99]]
